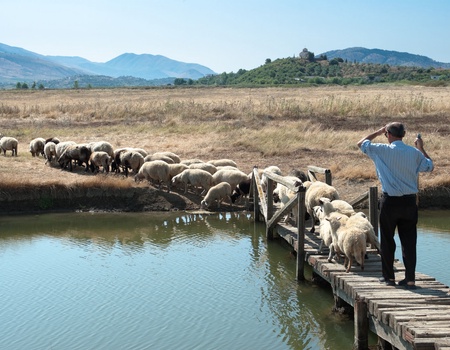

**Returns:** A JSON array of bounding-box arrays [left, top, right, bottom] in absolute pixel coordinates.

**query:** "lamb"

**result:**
[[171, 168, 214, 194], [44, 141, 57, 164], [305, 181, 339, 233], [346, 212, 380, 252], [0, 136, 18, 156], [211, 169, 249, 190], [200, 182, 232, 209], [58, 144, 91, 171], [29, 137, 46, 157], [89, 151, 112, 173], [207, 159, 237, 168], [189, 162, 217, 175], [135, 160, 171, 191], [327, 212, 366, 273]]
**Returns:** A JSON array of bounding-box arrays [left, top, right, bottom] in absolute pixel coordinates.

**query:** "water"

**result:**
[[0, 210, 448, 350]]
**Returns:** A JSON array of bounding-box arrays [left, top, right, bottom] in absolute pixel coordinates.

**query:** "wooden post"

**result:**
[[266, 178, 274, 239], [325, 168, 332, 185], [369, 186, 378, 239], [354, 296, 368, 350], [253, 174, 260, 222], [296, 186, 306, 281]]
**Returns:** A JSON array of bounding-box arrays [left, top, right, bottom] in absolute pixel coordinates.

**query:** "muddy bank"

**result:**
[[0, 184, 448, 216], [0, 186, 206, 215]]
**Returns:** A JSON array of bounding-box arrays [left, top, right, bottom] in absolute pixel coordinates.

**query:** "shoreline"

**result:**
[[1, 183, 448, 216]]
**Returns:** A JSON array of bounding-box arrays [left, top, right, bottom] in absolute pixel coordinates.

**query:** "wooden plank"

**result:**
[[263, 201, 450, 350]]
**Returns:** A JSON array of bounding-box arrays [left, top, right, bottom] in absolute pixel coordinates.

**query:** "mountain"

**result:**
[[319, 47, 450, 69], [0, 42, 216, 85]]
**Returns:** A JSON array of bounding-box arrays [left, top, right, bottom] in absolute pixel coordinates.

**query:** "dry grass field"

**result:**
[[0, 85, 449, 212]]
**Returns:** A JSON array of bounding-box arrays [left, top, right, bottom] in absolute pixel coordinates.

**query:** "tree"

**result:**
[[265, 58, 272, 64], [38, 84, 45, 90], [174, 78, 186, 85], [73, 80, 79, 89], [16, 82, 22, 89]]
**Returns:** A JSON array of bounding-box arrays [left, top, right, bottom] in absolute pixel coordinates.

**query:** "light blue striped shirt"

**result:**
[[360, 140, 434, 196]]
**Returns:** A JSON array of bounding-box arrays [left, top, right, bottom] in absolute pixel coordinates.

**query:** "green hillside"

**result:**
[[193, 55, 450, 87]]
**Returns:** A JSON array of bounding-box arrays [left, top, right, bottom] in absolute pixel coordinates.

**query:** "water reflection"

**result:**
[[0, 210, 448, 350]]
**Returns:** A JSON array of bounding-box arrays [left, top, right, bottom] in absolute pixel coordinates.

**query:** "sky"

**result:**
[[2, 0, 450, 73]]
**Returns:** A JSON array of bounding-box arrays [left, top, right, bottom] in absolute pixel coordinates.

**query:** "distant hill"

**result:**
[[0, 42, 216, 86], [319, 47, 450, 69]]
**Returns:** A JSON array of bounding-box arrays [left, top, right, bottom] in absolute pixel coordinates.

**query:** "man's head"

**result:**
[[386, 122, 406, 138]]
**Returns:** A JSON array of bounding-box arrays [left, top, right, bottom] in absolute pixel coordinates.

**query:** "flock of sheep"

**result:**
[[267, 165, 380, 274], [1, 134, 380, 273]]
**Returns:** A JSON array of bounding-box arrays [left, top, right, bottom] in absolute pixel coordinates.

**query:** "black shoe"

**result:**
[[398, 279, 416, 289], [379, 277, 395, 286]]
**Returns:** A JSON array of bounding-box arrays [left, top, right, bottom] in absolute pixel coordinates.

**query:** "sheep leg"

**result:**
[[345, 256, 352, 273], [327, 244, 335, 262]]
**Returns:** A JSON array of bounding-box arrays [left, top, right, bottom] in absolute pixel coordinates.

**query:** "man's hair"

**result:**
[[387, 122, 406, 138]]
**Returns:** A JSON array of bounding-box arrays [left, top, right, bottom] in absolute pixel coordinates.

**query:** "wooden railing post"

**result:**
[[369, 186, 378, 238], [325, 169, 332, 185], [252, 171, 261, 222], [296, 186, 306, 281], [266, 178, 274, 239], [354, 296, 369, 350]]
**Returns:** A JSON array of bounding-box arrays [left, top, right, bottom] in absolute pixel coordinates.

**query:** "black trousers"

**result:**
[[379, 194, 418, 282]]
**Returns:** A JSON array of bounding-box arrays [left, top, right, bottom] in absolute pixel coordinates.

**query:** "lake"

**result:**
[[0, 210, 448, 350]]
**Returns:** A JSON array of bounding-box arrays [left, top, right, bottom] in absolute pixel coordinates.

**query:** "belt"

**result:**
[[382, 192, 416, 198]]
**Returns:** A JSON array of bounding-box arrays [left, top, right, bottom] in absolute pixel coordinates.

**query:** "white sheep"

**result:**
[[167, 163, 189, 179], [135, 160, 171, 191], [320, 197, 355, 217], [327, 212, 366, 273], [346, 212, 380, 252], [151, 151, 181, 163], [261, 165, 282, 192], [272, 175, 303, 224], [211, 169, 249, 190], [44, 141, 57, 164], [207, 159, 237, 168], [0, 136, 18, 156], [201, 182, 232, 209], [89, 151, 112, 173], [171, 168, 213, 195], [89, 141, 114, 158], [189, 162, 218, 175], [305, 181, 339, 233], [180, 158, 204, 166], [313, 205, 336, 262], [144, 154, 174, 164], [29, 137, 46, 157], [55, 141, 76, 159], [320, 199, 380, 252], [120, 150, 145, 176]]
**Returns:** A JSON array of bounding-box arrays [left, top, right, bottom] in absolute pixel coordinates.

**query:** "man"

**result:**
[[357, 122, 433, 289]]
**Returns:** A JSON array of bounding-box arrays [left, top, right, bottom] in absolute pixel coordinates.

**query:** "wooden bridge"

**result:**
[[251, 166, 450, 350]]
